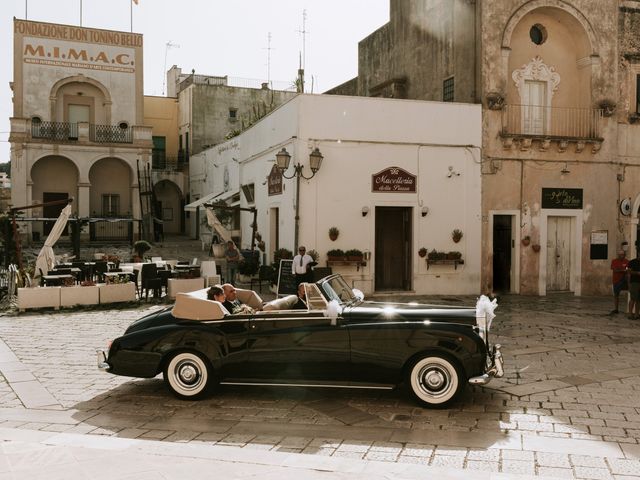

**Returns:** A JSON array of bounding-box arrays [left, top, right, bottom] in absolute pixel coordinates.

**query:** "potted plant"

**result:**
[[328, 227, 339, 241], [273, 248, 293, 266], [447, 251, 462, 260], [418, 247, 427, 258], [452, 229, 463, 243], [522, 236, 531, 246], [133, 240, 151, 261], [427, 249, 439, 261], [327, 249, 346, 262], [307, 249, 319, 262], [532, 244, 541, 252], [257, 240, 266, 251], [345, 249, 363, 261]]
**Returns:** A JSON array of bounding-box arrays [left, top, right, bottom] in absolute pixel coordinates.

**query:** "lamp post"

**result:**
[[275, 147, 323, 250]]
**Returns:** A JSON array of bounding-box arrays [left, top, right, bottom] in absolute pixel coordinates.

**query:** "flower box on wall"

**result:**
[[18, 287, 61, 312], [61, 285, 99, 307], [99, 282, 136, 304], [167, 277, 206, 299]]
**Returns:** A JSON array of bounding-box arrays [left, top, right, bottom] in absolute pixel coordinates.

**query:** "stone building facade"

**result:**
[[9, 19, 152, 243], [167, 66, 298, 157], [328, 0, 640, 296]]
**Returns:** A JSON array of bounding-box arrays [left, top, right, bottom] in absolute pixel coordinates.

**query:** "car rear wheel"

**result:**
[[164, 351, 212, 400], [406, 354, 463, 408]]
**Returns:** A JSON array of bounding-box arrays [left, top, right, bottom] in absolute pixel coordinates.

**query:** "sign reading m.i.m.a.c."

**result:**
[[372, 167, 416, 193], [541, 188, 583, 209]]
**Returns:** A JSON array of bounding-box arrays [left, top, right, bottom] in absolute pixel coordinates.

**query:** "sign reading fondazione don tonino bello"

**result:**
[[372, 167, 416, 193], [541, 188, 583, 209]]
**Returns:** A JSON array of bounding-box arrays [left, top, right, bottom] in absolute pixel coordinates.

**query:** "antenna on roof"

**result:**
[[264, 32, 273, 87], [162, 41, 180, 96]]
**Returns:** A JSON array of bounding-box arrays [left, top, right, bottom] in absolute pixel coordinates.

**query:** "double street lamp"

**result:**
[[275, 146, 323, 251], [275, 147, 323, 179]]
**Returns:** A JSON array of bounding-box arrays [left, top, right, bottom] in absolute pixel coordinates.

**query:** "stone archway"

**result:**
[[30, 155, 79, 239], [153, 180, 184, 235], [88, 158, 132, 217]]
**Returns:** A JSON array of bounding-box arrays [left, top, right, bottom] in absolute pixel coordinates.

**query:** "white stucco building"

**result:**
[[189, 94, 482, 295]]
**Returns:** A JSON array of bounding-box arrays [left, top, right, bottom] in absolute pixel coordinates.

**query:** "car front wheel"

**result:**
[[407, 354, 463, 408], [164, 351, 212, 400]]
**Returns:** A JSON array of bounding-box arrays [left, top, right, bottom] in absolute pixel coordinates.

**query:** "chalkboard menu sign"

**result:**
[[541, 188, 583, 209], [276, 259, 297, 296]]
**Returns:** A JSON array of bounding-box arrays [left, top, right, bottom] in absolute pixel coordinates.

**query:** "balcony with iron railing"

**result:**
[[500, 105, 604, 153], [9, 118, 152, 148], [89, 124, 132, 144], [152, 151, 187, 172], [31, 121, 78, 141]]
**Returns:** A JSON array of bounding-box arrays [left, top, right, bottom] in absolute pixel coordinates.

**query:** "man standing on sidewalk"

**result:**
[[611, 249, 629, 314]]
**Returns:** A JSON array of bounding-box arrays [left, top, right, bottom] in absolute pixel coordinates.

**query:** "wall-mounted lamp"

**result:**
[[421, 206, 430, 217], [363, 250, 371, 261], [447, 166, 460, 178], [361, 206, 370, 217], [276, 147, 323, 180], [561, 162, 570, 175]]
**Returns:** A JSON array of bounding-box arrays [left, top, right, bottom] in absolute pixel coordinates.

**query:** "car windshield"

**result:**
[[322, 276, 357, 305]]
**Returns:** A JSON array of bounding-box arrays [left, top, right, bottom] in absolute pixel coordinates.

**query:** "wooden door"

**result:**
[[375, 207, 412, 291], [523, 80, 546, 135], [546, 216, 572, 291], [42, 192, 69, 236], [492, 215, 512, 292]]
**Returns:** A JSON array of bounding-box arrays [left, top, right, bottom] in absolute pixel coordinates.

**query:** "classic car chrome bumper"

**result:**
[[468, 344, 504, 386], [96, 349, 110, 371]]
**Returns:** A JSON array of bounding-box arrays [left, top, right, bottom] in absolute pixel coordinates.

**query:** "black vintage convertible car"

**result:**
[[97, 274, 503, 408]]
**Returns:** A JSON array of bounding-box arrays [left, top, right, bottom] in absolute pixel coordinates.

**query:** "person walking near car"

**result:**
[[628, 254, 640, 319], [611, 249, 629, 315], [225, 240, 240, 285], [293, 246, 314, 285]]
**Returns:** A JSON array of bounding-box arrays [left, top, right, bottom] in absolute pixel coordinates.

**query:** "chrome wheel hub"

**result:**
[[177, 362, 199, 385], [424, 369, 446, 390]]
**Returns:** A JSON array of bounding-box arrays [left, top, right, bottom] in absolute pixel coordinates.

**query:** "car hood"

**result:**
[[343, 300, 477, 325]]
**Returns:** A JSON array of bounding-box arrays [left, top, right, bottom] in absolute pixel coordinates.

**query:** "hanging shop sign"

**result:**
[[541, 188, 583, 209], [372, 166, 416, 193]]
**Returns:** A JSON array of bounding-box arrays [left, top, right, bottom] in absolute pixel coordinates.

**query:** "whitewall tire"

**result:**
[[407, 355, 463, 408], [164, 351, 212, 400]]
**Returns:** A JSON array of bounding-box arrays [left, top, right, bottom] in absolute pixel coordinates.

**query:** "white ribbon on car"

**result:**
[[325, 299, 343, 326], [475, 295, 498, 339]]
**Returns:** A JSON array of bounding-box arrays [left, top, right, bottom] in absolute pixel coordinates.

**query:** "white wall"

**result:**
[[195, 94, 483, 294]]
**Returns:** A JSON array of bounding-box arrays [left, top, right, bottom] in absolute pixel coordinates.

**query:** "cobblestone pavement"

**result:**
[[2, 293, 640, 479]]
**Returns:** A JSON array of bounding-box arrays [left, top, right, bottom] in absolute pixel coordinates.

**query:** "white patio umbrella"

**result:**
[[205, 207, 233, 245], [34, 204, 73, 285]]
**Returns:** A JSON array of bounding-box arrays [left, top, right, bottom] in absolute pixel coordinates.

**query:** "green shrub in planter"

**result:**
[[327, 249, 345, 261], [344, 249, 363, 261]]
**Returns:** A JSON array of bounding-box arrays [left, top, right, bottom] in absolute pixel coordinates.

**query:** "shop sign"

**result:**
[[372, 167, 416, 193], [268, 164, 283, 196], [541, 188, 583, 209]]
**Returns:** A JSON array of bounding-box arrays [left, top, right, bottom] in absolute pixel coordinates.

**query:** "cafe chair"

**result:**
[[200, 261, 220, 287], [93, 261, 109, 283], [140, 263, 162, 300], [250, 265, 273, 293]]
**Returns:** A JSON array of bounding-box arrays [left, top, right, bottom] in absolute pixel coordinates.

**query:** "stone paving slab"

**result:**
[[0, 426, 564, 480], [2, 293, 640, 478]]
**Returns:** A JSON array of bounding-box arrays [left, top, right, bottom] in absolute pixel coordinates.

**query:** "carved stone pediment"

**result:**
[[512, 56, 561, 93]]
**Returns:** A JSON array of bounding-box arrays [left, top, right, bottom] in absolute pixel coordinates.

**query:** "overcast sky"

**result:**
[[1, 0, 389, 162]]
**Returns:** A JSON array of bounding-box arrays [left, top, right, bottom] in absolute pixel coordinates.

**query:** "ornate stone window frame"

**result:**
[[512, 56, 560, 134]]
